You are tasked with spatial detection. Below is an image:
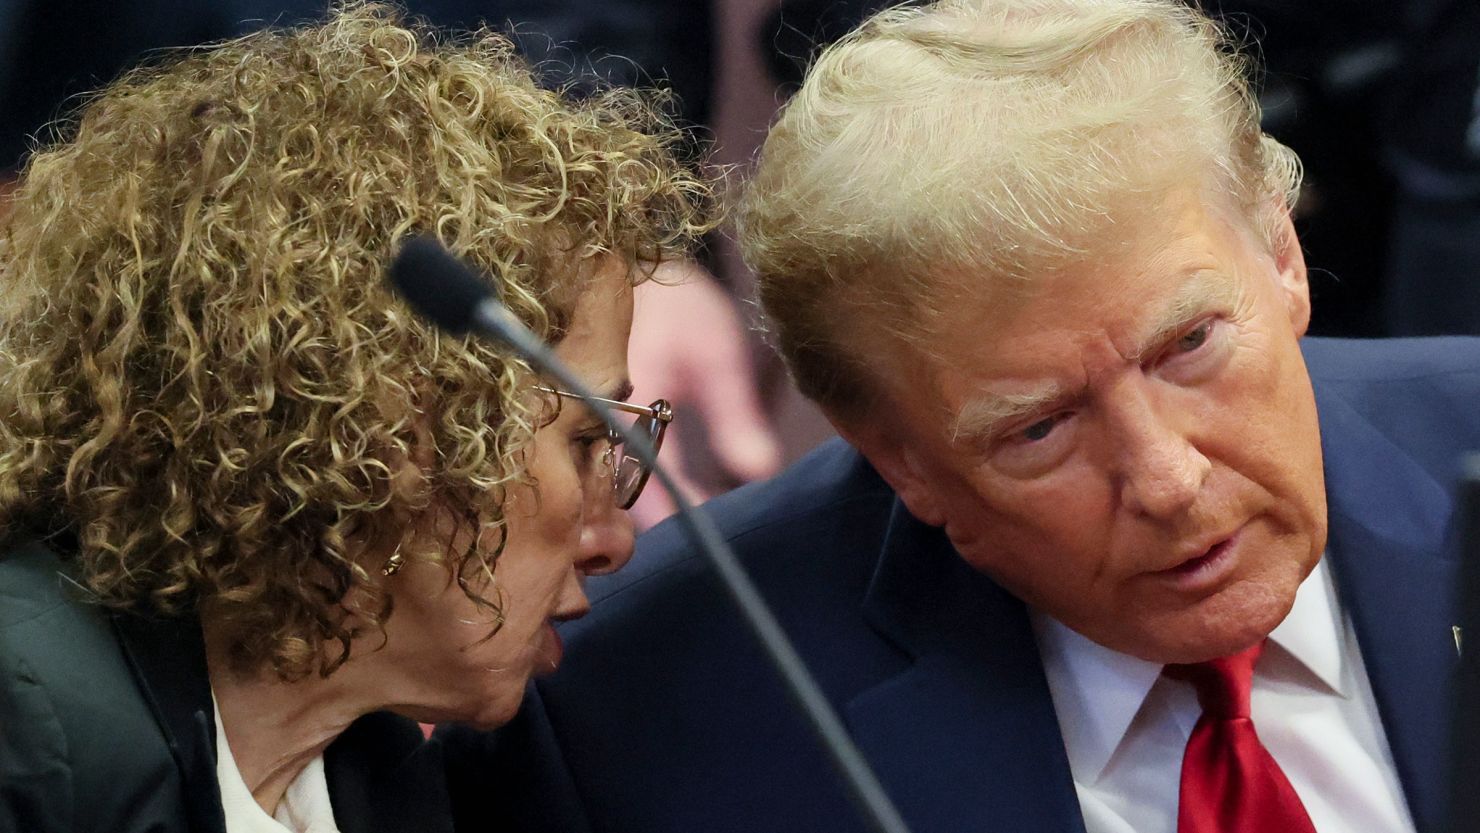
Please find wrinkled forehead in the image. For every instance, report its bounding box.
[856,188,1267,420]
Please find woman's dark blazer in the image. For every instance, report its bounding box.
[0,536,456,833]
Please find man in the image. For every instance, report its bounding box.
[450,1,1480,831]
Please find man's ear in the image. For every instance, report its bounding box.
[833,418,948,528]
[1267,200,1311,337]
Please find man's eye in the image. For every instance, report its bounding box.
[1021,415,1059,442]
[1174,321,1212,353]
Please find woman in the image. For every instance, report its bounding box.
[0,5,708,832]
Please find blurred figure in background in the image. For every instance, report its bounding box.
[759,0,1480,338]
[0,0,787,530]
[1202,0,1480,336]
[2,0,1474,522]
[417,0,790,523]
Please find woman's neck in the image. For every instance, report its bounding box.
[203,631,383,815]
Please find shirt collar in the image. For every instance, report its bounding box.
[1031,554,1348,783]
[212,693,340,833]
[1268,555,1348,697]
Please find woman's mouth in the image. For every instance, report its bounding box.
[531,622,564,678]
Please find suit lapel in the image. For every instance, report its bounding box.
[849,500,1086,833]
[325,712,454,833]
[110,612,226,833]
[1317,387,1460,833]
[112,614,454,833]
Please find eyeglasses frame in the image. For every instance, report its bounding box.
[536,386,673,509]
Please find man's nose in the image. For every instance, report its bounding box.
[1113,386,1210,519]
[574,490,637,576]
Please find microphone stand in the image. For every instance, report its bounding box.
[388,236,912,833]
[466,297,914,833]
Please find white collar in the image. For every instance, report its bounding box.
[1031,556,1349,783]
[213,696,341,833]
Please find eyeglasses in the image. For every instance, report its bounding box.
[539,387,673,509]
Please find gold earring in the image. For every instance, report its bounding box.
[381,544,406,577]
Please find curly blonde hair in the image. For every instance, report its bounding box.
[0,3,709,679]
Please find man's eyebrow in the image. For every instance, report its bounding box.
[949,382,1067,444]
[947,271,1244,444]
[1131,269,1244,362]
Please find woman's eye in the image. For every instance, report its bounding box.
[570,429,607,463]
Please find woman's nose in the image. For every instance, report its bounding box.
[574,491,636,576]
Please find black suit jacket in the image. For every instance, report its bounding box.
[0,538,455,833]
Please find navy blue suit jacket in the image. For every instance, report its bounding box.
[449,337,1480,833]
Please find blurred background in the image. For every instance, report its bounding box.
[2,0,1477,525]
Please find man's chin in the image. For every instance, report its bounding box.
[1109,549,1313,662]
[1138,627,1272,665]
[1115,593,1297,664]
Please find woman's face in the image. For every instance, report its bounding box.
[379,261,638,728]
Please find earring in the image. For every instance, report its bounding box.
[381,543,406,577]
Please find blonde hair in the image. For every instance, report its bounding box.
[740,0,1301,414]
[0,3,710,678]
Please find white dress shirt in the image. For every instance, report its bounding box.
[214,698,342,833]
[1032,557,1417,833]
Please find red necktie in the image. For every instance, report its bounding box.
[1165,641,1318,833]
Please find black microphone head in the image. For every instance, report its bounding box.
[388,236,497,335]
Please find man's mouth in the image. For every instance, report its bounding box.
[1171,539,1231,574]
[1153,527,1243,591]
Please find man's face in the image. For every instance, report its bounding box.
[852,189,1326,664]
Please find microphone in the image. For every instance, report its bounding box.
[388,236,913,833]
[389,237,560,376]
